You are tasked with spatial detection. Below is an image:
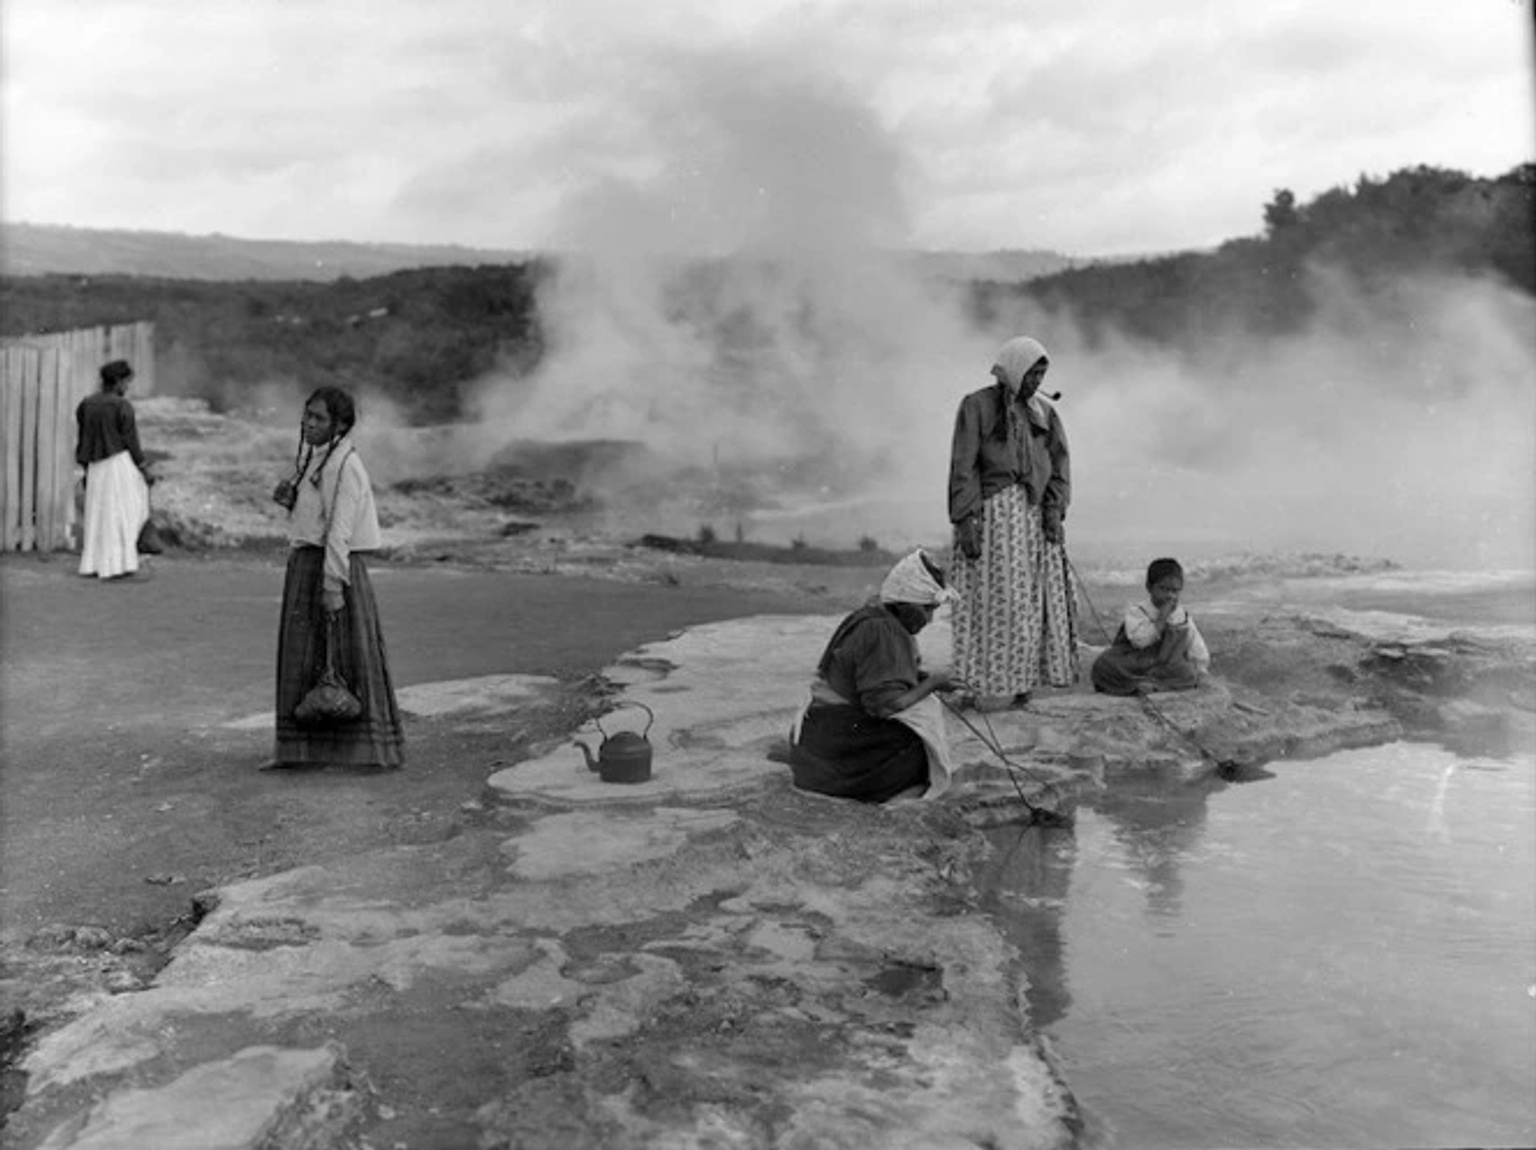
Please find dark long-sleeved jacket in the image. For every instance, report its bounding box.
[75,392,145,468]
[947,384,1070,524]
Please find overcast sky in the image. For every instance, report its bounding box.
[3,0,1532,257]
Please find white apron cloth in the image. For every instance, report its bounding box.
[79,450,149,579]
[891,693,955,800]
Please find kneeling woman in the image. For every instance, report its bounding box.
[273,387,405,769]
[788,551,958,803]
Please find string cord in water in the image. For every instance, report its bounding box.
[938,687,1069,824]
[1062,550,1238,774]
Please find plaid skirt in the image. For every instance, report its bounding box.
[950,485,1080,698]
[275,546,405,768]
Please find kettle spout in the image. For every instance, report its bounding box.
[575,740,599,772]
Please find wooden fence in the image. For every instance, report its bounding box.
[0,323,155,552]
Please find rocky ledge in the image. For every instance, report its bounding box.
[7,607,1530,1149]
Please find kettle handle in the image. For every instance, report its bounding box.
[593,700,655,740]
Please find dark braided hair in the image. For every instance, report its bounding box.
[289,432,314,487]
[300,387,358,487]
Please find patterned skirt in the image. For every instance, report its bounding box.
[275,546,405,768]
[950,485,1079,698]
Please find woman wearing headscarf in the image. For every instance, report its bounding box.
[948,336,1079,710]
[271,386,404,769]
[75,359,153,580]
[787,550,958,803]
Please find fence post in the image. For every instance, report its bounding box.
[34,347,60,549]
[139,321,155,395]
[18,350,39,550]
[0,349,14,550]
[56,343,77,550]
[49,347,75,551]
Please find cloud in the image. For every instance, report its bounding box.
[5,0,1531,253]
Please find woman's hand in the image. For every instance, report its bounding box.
[1042,505,1065,544]
[956,515,983,560]
[923,670,957,694]
[322,586,346,614]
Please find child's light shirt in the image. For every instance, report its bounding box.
[1121,599,1211,670]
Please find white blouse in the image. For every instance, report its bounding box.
[286,436,382,590]
[1120,599,1211,670]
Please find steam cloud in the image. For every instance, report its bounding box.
[1021,268,1536,571]
[462,46,1534,572]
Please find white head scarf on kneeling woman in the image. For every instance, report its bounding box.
[879,549,957,607]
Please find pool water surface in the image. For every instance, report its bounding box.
[978,742,1536,1150]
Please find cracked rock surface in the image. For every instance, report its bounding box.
[5,556,1529,1149]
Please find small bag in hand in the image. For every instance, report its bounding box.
[137,472,165,554]
[137,519,165,555]
[956,514,983,561]
[294,610,363,726]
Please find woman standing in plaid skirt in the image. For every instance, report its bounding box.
[269,387,404,769]
[947,337,1079,711]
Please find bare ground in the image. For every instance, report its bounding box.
[0,546,866,1080]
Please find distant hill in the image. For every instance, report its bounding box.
[8,164,1524,427]
[970,163,1536,348]
[910,249,1079,283]
[0,223,534,282]
[0,221,1081,285]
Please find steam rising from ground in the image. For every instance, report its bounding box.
[1037,269,1536,571]
[466,50,993,539]
[454,46,1532,571]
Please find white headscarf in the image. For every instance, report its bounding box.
[990,336,1049,393]
[879,549,957,606]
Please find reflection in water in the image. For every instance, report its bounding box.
[1091,773,1218,920]
[978,772,1226,1028]
[976,824,1076,1029]
[979,743,1536,1150]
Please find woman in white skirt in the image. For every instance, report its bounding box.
[947,336,1079,710]
[75,359,153,580]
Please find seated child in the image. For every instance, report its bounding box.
[1091,557,1211,696]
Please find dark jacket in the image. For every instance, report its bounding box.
[75,392,145,468]
[816,603,920,718]
[948,384,1070,523]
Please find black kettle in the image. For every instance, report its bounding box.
[575,701,655,784]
